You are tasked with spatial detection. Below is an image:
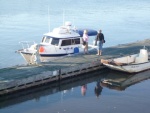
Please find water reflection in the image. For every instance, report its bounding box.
[94,81,103,98]
[81,84,87,96]
[0,69,150,109]
[101,70,150,91]
[0,69,107,109]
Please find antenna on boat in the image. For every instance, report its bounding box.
[72,16,76,30]
[48,6,51,32]
[63,9,65,26]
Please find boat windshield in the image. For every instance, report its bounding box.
[42,36,51,43]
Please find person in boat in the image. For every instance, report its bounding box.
[95,30,105,55]
[82,30,89,54]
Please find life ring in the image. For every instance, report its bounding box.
[39,46,45,52]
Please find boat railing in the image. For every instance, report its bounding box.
[19,41,36,49]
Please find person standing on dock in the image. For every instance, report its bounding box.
[82,30,89,54]
[95,30,105,55]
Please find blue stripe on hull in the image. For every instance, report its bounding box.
[40,53,74,57]
[21,52,74,57]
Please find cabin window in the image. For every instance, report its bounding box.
[42,36,51,43]
[42,36,46,42]
[45,37,51,43]
[61,38,80,46]
[51,38,59,46]
[73,38,80,44]
[61,39,71,46]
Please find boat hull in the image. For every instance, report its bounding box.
[101,49,150,73]
[103,61,150,73]
[20,52,74,64]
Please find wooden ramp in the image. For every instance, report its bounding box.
[0,39,150,95]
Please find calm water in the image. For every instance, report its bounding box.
[0,0,150,68]
[0,69,150,113]
[0,0,150,113]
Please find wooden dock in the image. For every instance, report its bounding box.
[0,69,107,108]
[0,39,150,95]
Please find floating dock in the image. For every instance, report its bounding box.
[0,69,107,108]
[0,39,150,95]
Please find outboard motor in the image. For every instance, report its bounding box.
[135,48,148,63]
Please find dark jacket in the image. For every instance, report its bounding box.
[95,33,104,42]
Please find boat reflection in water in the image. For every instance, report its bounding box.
[101,70,150,91]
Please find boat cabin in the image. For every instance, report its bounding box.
[40,25,82,47]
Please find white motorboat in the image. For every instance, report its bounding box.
[17,22,97,64]
[101,48,150,73]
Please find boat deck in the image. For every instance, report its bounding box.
[0,39,150,95]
